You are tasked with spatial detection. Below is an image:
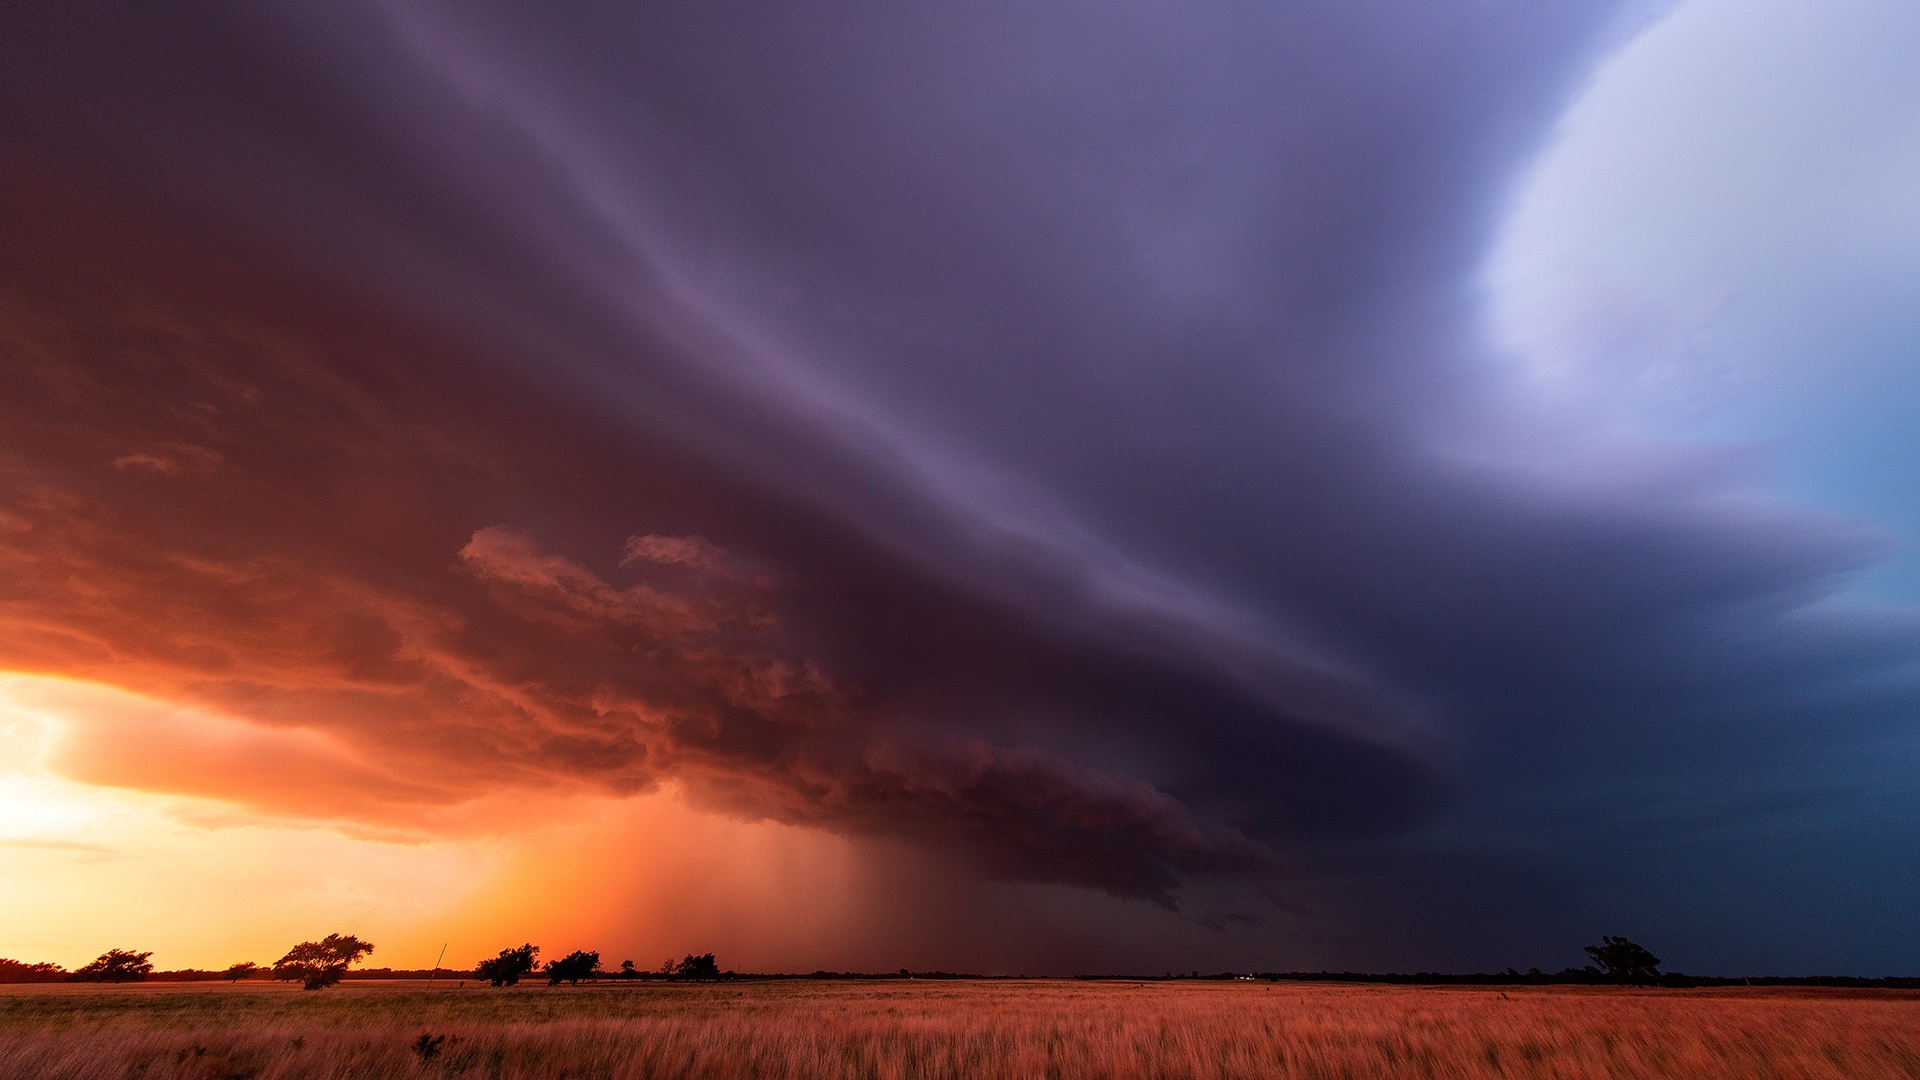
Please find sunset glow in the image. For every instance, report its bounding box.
[0,674,496,970]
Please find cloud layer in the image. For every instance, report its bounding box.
[0,176,1312,909]
[3,0,1918,971]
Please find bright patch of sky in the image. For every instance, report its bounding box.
[1489,0,1920,600]
[0,674,499,970]
[0,673,883,974]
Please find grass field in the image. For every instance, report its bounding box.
[2,978,1917,1079]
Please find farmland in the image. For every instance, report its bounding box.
[2,978,1917,1079]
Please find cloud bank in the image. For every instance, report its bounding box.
[2,0,1917,971]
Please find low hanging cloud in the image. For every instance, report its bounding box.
[0,179,1306,907]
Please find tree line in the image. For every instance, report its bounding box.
[0,935,376,989]
[0,937,727,988]
[472,946,724,986]
[12,934,1909,988]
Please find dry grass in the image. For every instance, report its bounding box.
[2,978,1917,1079]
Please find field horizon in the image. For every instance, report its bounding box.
[5,978,1918,1079]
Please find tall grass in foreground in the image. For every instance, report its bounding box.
[3,979,1917,1079]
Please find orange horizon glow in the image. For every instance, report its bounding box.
[0,191,914,974]
[0,673,882,974]
[0,172,1306,980]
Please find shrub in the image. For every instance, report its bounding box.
[411,1033,447,1062]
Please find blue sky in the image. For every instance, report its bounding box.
[1491,0,1920,601]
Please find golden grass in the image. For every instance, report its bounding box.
[2,978,1917,1079]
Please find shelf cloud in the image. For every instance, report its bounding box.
[3,0,1917,972]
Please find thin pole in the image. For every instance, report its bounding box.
[426,943,448,986]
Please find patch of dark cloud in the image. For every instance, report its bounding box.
[0,175,1303,907]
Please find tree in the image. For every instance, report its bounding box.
[273,934,374,990]
[619,959,637,979]
[1585,936,1661,983]
[474,944,540,987]
[673,953,720,980]
[223,962,261,983]
[73,949,153,983]
[0,959,68,984]
[544,950,601,985]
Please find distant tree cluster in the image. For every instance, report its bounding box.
[0,958,70,984]
[0,934,379,989]
[73,949,153,983]
[674,953,721,980]
[1234,936,1683,987]
[545,950,601,985]
[273,934,375,990]
[0,933,1718,990]
[461,947,725,987]
[475,944,540,986]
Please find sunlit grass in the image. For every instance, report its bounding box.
[3,979,1917,1078]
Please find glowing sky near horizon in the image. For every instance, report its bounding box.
[2,0,1918,977]
[0,675,496,969]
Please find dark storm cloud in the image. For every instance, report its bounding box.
[3,0,1916,969]
[0,174,1301,906]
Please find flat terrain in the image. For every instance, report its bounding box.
[2,978,1917,1079]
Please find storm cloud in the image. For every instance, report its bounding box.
[3,0,1917,972]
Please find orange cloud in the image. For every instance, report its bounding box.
[0,169,1291,914]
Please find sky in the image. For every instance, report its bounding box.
[0,0,1917,976]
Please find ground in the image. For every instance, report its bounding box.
[3,978,1917,1078]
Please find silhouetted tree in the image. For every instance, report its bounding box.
[544,950,601,985]
[0,959,69,984]
[273,934,374,990]
[474,944,540,987]
[223,962,261,983]
[673,953,720,980]
[619,960,637,979]
[73,949,153,983]
[1585,936,1661,983]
